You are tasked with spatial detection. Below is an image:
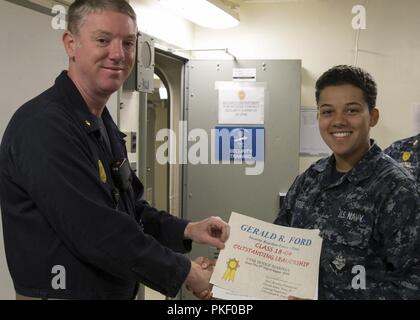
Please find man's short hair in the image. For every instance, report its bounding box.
[68,0,137,35]
[315,65,377,110]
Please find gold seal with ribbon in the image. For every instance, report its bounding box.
[222,258,239,282]
[402,151,411,162]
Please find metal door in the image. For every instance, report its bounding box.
[182,59,301,299]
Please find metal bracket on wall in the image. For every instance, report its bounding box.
[122,131,137,153]
[137,33,155,93]
[167,47,237,61]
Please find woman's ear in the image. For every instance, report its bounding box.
[369,108,379,127]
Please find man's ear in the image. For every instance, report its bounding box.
[369,108,379,127]
[63,31,76,61]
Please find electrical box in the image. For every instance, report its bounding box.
[137,32,155,93]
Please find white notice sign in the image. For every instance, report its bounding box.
[218,85,265,124]
[232,68,256,82]
[300,107,330,156]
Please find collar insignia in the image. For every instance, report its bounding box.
[402,151,411,162]
[98,160,107,183]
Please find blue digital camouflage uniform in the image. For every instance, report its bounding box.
[275,142,420,299]
[384,134,420,184]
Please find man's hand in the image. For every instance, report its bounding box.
[185,260,214,300]
[194,256,217,271]
[184,216,230,249]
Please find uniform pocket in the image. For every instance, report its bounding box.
[329,190,375,248]
[319,208,374,292]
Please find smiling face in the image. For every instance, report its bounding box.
[64,10,137,99]
[318,84,379,171]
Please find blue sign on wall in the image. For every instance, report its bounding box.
[215,126,265,161]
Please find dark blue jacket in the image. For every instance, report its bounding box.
[0,71,191,299]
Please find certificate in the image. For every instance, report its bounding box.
[210,212,322,300]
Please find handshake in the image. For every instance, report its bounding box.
[181,212,319,301]
[185,256,217,300]
[182,216,230,300]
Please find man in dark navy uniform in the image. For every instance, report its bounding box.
[0,0,228,300]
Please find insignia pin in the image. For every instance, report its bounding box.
[402,151,411,162]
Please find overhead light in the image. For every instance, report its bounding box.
[159,86,168,100]
[159,0,239,29]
